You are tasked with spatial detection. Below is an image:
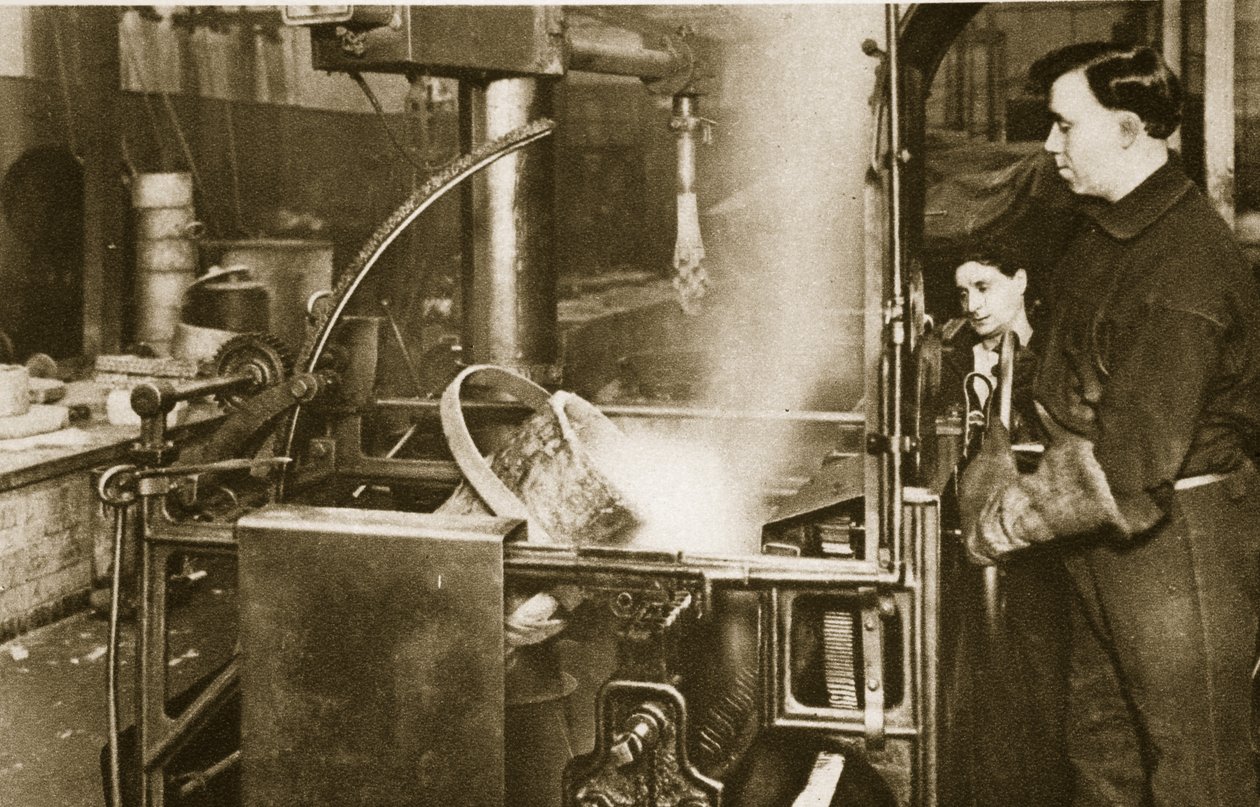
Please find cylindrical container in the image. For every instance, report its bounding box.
[133,172,197,356]
[209,239,334,354]
[435,365,641,545]
[135,239,197,270]
[131,172,193,209]
[134,270,197,350]
[184,278,270,333]
[0,363,31,418]
[134,206,203,241]
[170,322,239,365]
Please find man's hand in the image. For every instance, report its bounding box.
[958,416,1019,565]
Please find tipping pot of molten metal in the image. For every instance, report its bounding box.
[435,364,645,806]
[435,363,643,545]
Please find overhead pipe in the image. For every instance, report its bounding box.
[566,28,681,80]
[564,13,694,91]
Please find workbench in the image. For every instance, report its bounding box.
[0,381,221,641]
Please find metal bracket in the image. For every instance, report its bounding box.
[866,432,917,456]
[858,587,886,749]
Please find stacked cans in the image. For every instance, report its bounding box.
[132,172,200,356]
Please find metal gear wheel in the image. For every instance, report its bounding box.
[212,334,293,410]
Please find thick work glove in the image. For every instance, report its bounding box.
[958,415,1019,565]
[960,402,1129,565]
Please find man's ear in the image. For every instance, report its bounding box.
[1117,112,1142,147]
[1014,268,1028,295]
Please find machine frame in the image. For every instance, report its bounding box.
[94,5,971,806]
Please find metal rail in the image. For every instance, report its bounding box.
[374,396,867,426]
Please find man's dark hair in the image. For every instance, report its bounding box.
[1027,42,1182,139]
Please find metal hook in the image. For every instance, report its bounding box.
[961,371,994,456]
[94,464,139,509]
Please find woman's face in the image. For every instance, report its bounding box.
[955,261,1026,340]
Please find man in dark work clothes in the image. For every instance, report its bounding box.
[959,42,1260,807]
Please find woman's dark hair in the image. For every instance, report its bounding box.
[952,240,1044,321]
[954,241,1025,280]
[1027,42,1182,139]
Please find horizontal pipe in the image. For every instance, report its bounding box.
[375,396,866,426]
[130,374,255,417]
[144,520,238,550]
[566,26,688,82]
[772,715,921,739]
[342,457,463,485]
[142,516,905,587]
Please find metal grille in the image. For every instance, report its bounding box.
[822,609,861,709]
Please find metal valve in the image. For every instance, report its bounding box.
[609,707,663,768]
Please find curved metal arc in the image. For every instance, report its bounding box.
[300,120,556,376]
[278,119,557,483]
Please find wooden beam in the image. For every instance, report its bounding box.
[1202,0,1235,227]
[75,6,125,357]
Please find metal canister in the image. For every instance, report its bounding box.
[132,173,198,356]
[183,274,271,333]
[208,239,334,354]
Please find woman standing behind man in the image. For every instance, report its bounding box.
[935,245,1073,807]
[937,244,1042,447]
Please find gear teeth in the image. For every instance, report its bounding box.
[212,333,294,410]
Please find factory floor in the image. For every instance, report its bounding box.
[0,553,1136,807]
[0,561,238,807]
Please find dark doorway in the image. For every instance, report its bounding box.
[0,144,85,359]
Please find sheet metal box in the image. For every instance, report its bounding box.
[237,505,521,807]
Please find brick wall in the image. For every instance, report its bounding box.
[0,473,105,641]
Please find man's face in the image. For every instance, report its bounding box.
[1044,69,1129,200]
[955,261,1026,340]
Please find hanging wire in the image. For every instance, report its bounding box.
[119,132,139,179]
[120,20,174,172]
[221,100,254,237]
[120,13,206,194]
[350,71,427,175]
[49,10,79,156]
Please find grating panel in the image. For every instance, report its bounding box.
[822,609,861,709]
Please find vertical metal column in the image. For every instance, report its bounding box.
[460,77,559,384]
[1203,0,1235,227]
